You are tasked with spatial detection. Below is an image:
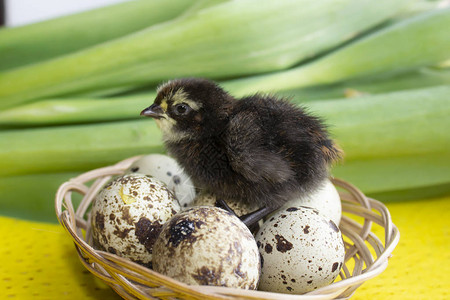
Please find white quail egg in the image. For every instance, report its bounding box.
[282,179,341,225]
[189,192,258,217]
[152,206,260,289]
[90,174,181,268]
[256,206,345,294]
[126,154,196,208]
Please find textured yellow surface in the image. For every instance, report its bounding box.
[1,196,449,299]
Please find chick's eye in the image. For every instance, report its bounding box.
[174,103,190,115]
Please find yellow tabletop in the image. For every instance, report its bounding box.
[1,196,449,299]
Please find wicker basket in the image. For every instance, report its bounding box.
[55,155,400,300]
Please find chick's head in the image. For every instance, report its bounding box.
[141,78,233,142]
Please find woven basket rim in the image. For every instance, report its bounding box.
[55,155,400,300]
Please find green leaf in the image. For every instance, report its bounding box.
[226,8,450,95]
[0,0,197,71]
[0,172,80,222]
[0,120,164,176]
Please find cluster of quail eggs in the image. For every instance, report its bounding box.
[90,154,345,294]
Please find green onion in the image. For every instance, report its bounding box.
[0,86,447,176]
[2,68,450,127]
[368,183,450,202]
[0,120,163,176]
[0,0,410,109]
[0,172,80,222]
[305,86,450,160]
[225,8,450,96]
[0,0,197,71]
[0,94,154,127]
[278,68,450,102]
[332,154,450,200]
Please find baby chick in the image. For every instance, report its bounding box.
[141,78,341,226]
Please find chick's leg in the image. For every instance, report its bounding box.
[215,199,276,232]
[214,198,238,216]
[214,198,259,233]
[239,206,279,227]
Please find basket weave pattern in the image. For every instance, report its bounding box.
[55,156,400,300]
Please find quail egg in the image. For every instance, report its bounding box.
[189,192,258,217]
[282,179,341,225]
[256,206,345,294]
[152,206,260,289]
[90,174,181,268]
[126,154,196,208]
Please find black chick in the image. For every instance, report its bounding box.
[141,78,341,226]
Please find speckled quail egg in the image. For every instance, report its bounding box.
[282,179,342,225]
[90,174,181,268]
[152,206,260,289]
[189,192,258,217]
[126,154,196,208]
[256,206,345,294]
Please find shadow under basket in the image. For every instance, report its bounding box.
[55,156,400,300]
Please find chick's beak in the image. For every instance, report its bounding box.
[140,104,164,119]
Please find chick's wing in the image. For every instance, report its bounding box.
[225,111,294,184]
